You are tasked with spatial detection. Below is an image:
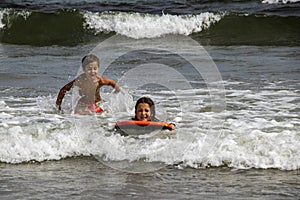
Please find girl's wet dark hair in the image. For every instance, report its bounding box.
[134,97,156,121]
[82,54,99,69]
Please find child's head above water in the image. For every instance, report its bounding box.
[81,54,100,79]
[82,54,100,70]
[134,97,156,121]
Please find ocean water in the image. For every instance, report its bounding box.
[0,0,300,199]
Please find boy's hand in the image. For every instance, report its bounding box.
[55,104,64,114]
[114,85,121,93]
[56,104,61,111]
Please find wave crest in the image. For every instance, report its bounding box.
[83,11,223,39]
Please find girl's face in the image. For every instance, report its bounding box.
[84,61,99,80]
[135,103,151,121]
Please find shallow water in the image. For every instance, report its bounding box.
[1,157,299,200]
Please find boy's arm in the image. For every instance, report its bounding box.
[100,77,120,93]
[56,80,76,110]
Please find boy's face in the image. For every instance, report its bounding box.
[135,103,151,121]
[83,61,99,80]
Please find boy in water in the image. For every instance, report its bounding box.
[56,54,120,114]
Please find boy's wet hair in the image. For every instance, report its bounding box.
[134,97,156,121]
[82,54,99,69]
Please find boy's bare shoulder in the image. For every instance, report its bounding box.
[78,73,87,79]
[75,73,86,81]
[97,76,111,84]
[95,76,102,83]
[73,74,87,86]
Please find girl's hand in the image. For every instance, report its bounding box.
[169,123,176,130]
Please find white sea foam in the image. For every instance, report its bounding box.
[83,11,223,39]
[0,81,299,171]
[262,0,300,3]
[0,8,31,29]
[0,9,7,29]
